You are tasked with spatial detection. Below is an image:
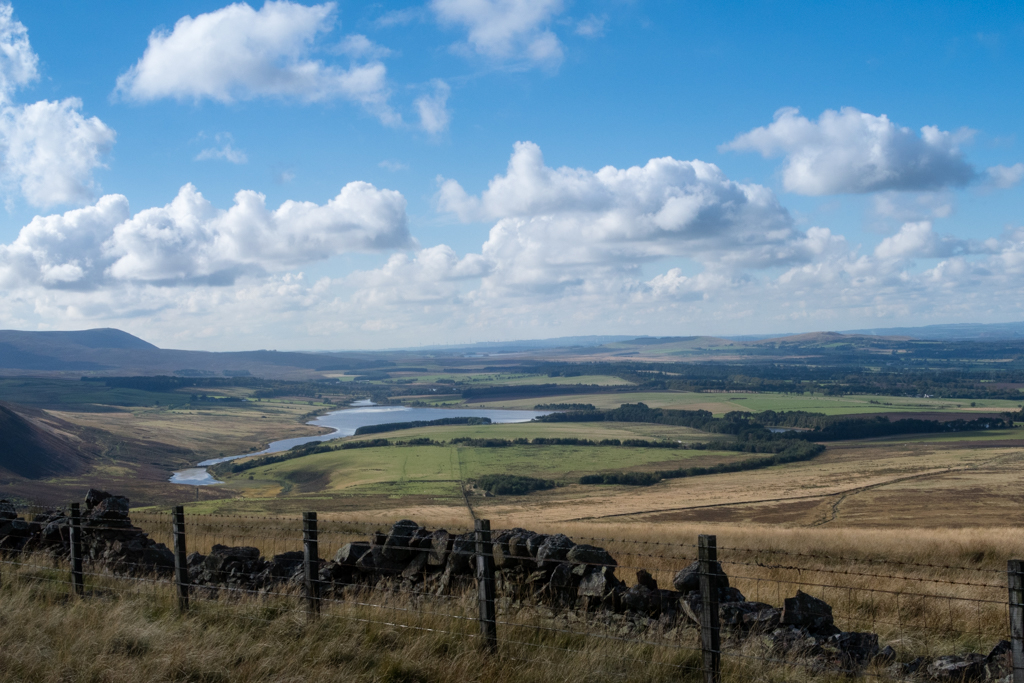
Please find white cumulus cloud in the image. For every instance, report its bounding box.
[341,142,836,312]
[430,0,565,68]
[116,1,399,124]
[872,221,988,261]
[347,144,1024,341]
[351,245,490,306]
[7,138,1024,350]
[0,194,130,289]
[437,140,808,295]
[106,182,410,283]
[0,4,115,208]
[0,181,410,289]
[0,98,116,207]
[723,107,976,195]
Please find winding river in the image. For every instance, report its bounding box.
[169,400,550,486]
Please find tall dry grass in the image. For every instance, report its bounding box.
[1,552,915,683]
[3,508,1019,682]
[126,510,1022,655]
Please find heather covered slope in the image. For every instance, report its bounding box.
[0,402,94,479]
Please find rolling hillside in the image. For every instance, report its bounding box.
[0,402,94,479]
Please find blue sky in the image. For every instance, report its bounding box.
[0,0,1022,350]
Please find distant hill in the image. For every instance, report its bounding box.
[0,328,384,379]
[750,331,912,346]
[5,321,1024,378]
[0,402,94,479]
[0,328,157,371]
[0,328,159,350]
[722,322,1024,343]
[842,321,1024,341]
[406,322,1024,354]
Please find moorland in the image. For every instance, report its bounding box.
[3,326,1024,682]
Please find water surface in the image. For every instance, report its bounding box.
[169,401,549,486]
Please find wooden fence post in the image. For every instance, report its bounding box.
[172,506,190,612]
[698,534,722,683]
[475,518,498,653]
[303,512,321,618]
[1010,559,1023,683]
[69,503,84,597]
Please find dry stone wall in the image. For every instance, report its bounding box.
[0,491,1016,682]
[0,489,175,575]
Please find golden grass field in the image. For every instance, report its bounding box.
[53,398,334,463]
[0,393,336,507]
[2,510,1017,683]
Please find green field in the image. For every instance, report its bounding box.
[467,390,1024,415]
[206,391,1024,509]
[219,438,745,498]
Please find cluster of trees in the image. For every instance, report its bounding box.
[764,413,1008,441]
[473,474,556,495]
[188,394,244,403]
[578,441,826,487]
[449,437,521,447]
[538,403,1010,442]
[537,403,762,436]
[354,416,492,435]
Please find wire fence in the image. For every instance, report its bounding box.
[1,498,1022,682]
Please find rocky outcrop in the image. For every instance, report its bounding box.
[0,490,174,574]
[780,590,839,636]
[673,559,728,593]
[887,642,1013,683]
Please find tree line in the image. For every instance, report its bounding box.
[536,403,1010,441]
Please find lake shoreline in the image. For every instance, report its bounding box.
[169,401,549,486]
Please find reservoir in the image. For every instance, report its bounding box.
[169,401,550,485]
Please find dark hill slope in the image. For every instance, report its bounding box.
[0,328,156,371]
[0,328,374,378]
[0,402,94,478]
[0,328,158,350]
